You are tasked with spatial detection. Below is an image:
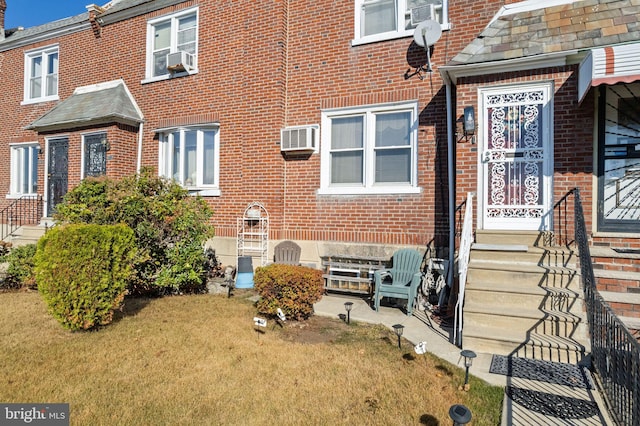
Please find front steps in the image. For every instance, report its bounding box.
[462,230,590,363]
[5,224,47,247]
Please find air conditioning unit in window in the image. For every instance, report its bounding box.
[280,125,318,153]
[410,4,436,26]
[166,51,195,73]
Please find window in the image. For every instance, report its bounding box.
[23,45,58,103]
[320,102,419,195]
[9,144,39,197]
[145,8,198,81]
[158,127,220,195]
[354,0,448,45]
[83,133,108,178]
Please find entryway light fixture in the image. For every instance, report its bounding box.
[463,106,475,136]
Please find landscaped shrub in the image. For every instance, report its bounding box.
[53,168,215,296]
[254,264,324,320]
[35,224,137,331]
[3,244,37,290]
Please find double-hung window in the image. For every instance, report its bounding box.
[9,143,39,197]
[23,45,59,103]
[320,102,419,195]
[145,7,198,81]
[354,0,448,45]
[158,127,220,195]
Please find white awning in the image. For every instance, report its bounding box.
[578,44,640,103]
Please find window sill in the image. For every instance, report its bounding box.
[351,23,451,47]
[6,193,39,200]
[189,188,221,197]
[141,69,199,85]
[20,95,59,106]
[317,186,421,196]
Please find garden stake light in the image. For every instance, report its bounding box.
[344,301,353,324]
[449,404,472,425]
[392,324,404,349]
[460,349,477,391]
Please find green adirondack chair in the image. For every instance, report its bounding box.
[373,249,423,316]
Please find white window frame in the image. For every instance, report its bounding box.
[319,101,420,195]
[8,143,39,198]
[142,7,199,84]
[353,0,449,46]
[22,44,59,104]
[158,126,221,196]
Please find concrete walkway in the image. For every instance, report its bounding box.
[314,294,615,426]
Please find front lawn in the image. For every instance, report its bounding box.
[0,292,502,425]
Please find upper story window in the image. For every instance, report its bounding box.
[23,45,59,104]
[319,102,419,195]
[9,143,39,197]
[144,7,198,82]
[353,0,448,46]
[158,126,220,196]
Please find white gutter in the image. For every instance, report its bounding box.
[439,50,575,85]
[136,122,144,173]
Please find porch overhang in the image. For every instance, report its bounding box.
[578,43,640,103]
[26,79,144,132]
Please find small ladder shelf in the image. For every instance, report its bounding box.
[237,202,269,266]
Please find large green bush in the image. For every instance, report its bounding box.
[254,264,324,320]
[54,168,215,295]
[3,244,37,290]
[35,224,137,331]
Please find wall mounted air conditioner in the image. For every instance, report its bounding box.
[166,51,195,73]
[280,125,318,153]
[410,4,436,26]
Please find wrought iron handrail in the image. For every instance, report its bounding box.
[454,192,474,347]
[0,195,43,243]
[571,187,640,426]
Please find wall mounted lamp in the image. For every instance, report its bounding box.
[463,106,475,136]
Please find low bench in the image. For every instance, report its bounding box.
[321,255,390,295]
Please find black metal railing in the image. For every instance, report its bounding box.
[571,187,640,426]
[0,196,43,242]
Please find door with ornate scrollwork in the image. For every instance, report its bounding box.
[480,84,553,230]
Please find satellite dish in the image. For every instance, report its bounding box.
[413,19,442,47]
[412,20,442,73]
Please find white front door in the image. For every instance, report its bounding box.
[479,83,553,230]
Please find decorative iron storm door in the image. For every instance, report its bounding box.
[480,84,553,230]
[597,83,640,232]
[47,137,69,216]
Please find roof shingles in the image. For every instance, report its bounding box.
[449,0,640,65]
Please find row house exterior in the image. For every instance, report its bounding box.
[0,0,639,297]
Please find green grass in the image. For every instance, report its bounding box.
[0,291,503,425]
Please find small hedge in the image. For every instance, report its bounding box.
[3,244,37,290]
[35,224,137,331]
[254,264,324,321]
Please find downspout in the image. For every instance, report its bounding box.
[136,122,144,173]
[445,77,455,288]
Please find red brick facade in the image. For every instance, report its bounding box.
[0,0,637,266]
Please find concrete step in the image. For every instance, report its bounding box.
[9,225,46,247]
[475,230,553,246]
[463,323,590,364]
[471,244,576,267]
[467,259,579,289]
[463,303,587,339]
[465,279,583,308]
